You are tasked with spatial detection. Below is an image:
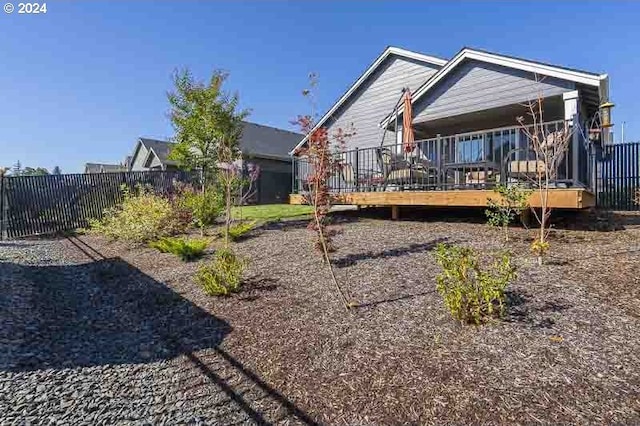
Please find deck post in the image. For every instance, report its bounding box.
[436,134,442,187]
[354,147,359,192]
[564,90,580,183]
[391,205,399,220]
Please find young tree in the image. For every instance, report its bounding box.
[293,74,355,310]
[167,68,249,245]
[52,166,62,175]
[517,85,572,265]
[168,69,249,194]
[486,184,532,242]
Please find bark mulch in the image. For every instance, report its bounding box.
[1,212,640,425]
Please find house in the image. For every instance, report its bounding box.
[290,46,612,213]
[84,163,128,173]
[129,138,179,172]
[128,122,302,203]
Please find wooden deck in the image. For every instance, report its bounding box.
[289,188,595,210]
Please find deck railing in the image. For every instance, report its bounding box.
[293,120,582,194]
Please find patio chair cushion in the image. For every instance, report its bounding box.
[509,160,546,175]
[377,148,410,173]
[465,171,499,185]
[387,168,432,182]
[341,163,354,184]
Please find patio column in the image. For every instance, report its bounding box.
[564,90,580,183]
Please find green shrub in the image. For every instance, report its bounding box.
[195,248,245,296]
[530,237,550,265]
[485,184,532,242]
[434,243,516,324]
[150,237,208,261]
[89,185,186,243]
[227,220,257,241]
[179,186,223,232]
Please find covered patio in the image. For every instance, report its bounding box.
[291,114,596,211]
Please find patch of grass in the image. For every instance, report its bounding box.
[228,220,257,241]
[149,237,208,261]
[231,204,313,223]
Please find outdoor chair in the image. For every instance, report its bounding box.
[375,147,436,188]
[465,170,500,186]
[340,163,356,191]
[508,160,546,177]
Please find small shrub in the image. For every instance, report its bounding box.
[434,243,516,325]
[89,185,185,243]
[530,238,550,265]
[486,184,532,242]
[150,237,208,261]
[227,220,257,241]
[177,185,224,233]
[195,248,245,296]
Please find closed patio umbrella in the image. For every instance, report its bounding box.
[402,90,415,153]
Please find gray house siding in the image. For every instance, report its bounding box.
[413,59,575,124]
[148,155,164,170]
[325,55,441,150]
[130,144,149,171]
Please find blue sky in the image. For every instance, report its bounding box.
[1,1,638,173]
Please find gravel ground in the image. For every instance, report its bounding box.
[1,211,640,425]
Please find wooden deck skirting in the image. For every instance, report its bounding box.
[289,188,595,210]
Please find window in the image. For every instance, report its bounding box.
[456,134,485,163]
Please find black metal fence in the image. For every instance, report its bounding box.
[0,170,199,240]
[595,141,640,211]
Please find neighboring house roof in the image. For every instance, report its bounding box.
[131,122,302,168]
[139,138,179,168]
[380,47,609,128]
[84,163,127,173]
[289,46,448,155]
[240,121,302,160]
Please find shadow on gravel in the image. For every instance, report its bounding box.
[332,237,450,268]
[357,290,437,309]
[0,257,231,371]
[0,236,320,425]
[505,290,571,329]
[255,213,361,232]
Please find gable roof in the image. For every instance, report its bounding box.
[289,46,448,155]
[240,121,302,160]
[84,163,127,173]
[139,138,177,167]
[132,122,303,166]
[381,47,609,128]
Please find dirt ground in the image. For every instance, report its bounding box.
[2,209,640,425]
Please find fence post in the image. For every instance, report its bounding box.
[0,174,4,240]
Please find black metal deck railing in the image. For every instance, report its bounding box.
[293,120,583,194]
